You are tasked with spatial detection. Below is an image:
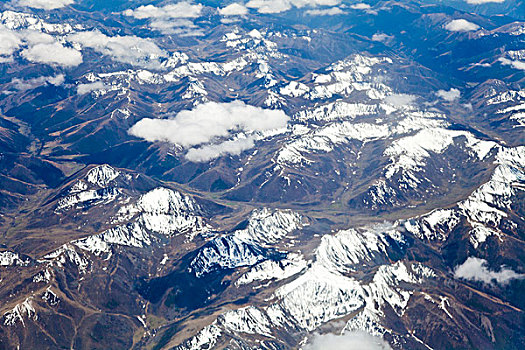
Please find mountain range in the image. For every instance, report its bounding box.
[0,0,524,349]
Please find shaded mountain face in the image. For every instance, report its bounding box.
[0,1,524,349]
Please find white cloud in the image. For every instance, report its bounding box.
[12,74,64,90]
[350,3,371,9]
[129,101,289,161]
[151,19,204,36]
[445,19,480,32]
[498,57,525,71]
[0,25,82,66]
[219,3,249,16]
[21,42,82,67]
[371,33,392,42]
[123,3,202,19]
[454,257,524,286]
[436,88,460,101]
[0,28,58,63]
[20,30,55,45]
[185,136,255,162]
[68,31,166,69]
[76,81,107,95]
[465,0,504,4]
[245,0,290,13]
[246,0,341,14]
[0,25,22,62]
[471,62,491,68]
[123,3,203,35]
[350,2,376,14]
[305,7,344,15]
[384,93,417,107]
[304,332,392,350]
[13,0,74,10]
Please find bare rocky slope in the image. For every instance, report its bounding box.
[0,1,524,349]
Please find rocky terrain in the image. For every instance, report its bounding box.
[0,0,524,349]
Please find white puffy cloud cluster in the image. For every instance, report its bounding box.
[384,93,417,107]
[0,21,171,69]
[371,33,393,42]
[304,332,392,350]
[246,0,341,14]
[498,57,525,71]
[12,0,74,10]
[445,19,480,32]
[219,3,249,16]
[0,26,22,62]
[123,2,204,35]
[76,81,107,95]
[454,257,524,286]
[436,88,460,101]
[350,3,377,14]
[350,3,371,9]
[129,101,289,162]
[0,13,175,69]
[68,31,167,69]
[123,3,202,19]
[11,74,64,90]
[0,25,82,66]
[305,7,344,15]
[22,41,81,66]
[185,136,256,162]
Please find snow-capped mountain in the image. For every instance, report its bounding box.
[0,0,523,349]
